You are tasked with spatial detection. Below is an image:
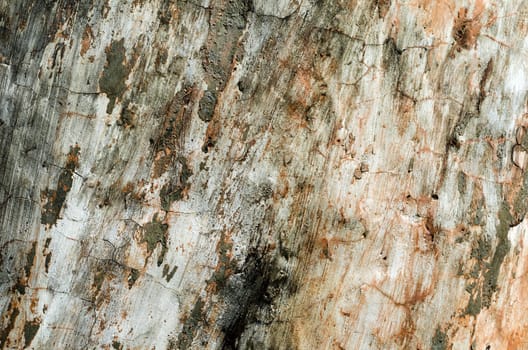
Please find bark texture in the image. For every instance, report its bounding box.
[1,0,528,349]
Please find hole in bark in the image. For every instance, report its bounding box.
[432,194,438,200]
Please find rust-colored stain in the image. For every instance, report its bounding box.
[452,7,482,50]
[206,231,236,294]
[409,0,457,36]
[4,0,528,349]
[80,25,93,57]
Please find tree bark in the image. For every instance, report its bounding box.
[1,0,528,349]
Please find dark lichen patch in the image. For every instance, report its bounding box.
[177,297,205,350]
[174,232,290,345]
[0,300,20,349]
[478,59,493,110]
[219,254,271,349]
[452,8,481,50]
[465,291,482,317]
[43,238,52,273]
[464,237,490,316]
[481,204,512,308]
[162,264,178,282]
[464,204,513,316]
[13,279,26,295]
[160,156,193,211]
[159,183,181,211]
[207,232,237,292]
[470,236,491,261]
[141,214,169,266]
[198,90,217,122]
[112,340,123,350]
[44,253,52,273]
[449,112,477,151]
[23,320,40,347]
[197,0,249,128]
[25,242,37,278]
[151,86,196,178]
[218,248,291,349]
[457,172,467,195]
[117,102,136,128]
[127,268,139,289]
[155,46,169,72]
[92,270,105,297]
[154,85,195,154]
[201,0,249,85]
[512,170,528,222]
[41,145,81,227]
[382,37,402,74]
[99,38,131,113]
[431,327,448,350]
[44,237,51,249]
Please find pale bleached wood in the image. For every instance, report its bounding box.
[1,1,528,349]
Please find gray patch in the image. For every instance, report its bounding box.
[99,39,131,113]
[198,90,217,122]
[431,327,448,350]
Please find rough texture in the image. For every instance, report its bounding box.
[1,0,528,349]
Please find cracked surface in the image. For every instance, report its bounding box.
[1,0,528,349]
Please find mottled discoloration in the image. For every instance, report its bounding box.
[140,214,168,266]
[159,156,192,211]
[0,300,19,349]
[198,89,217,122]
[162,264,177,282]
[3,0,528,349]
[481,205,512,307]
[99,39,130,113]
[24,242,36,278]
[431,327,448,350]
[176,297,205,350]
[40,145,80,227]
[452,7,482,50]
[23,320,40,347]
[127,268,139,289]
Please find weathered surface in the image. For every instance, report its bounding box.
[1,0,528,349]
